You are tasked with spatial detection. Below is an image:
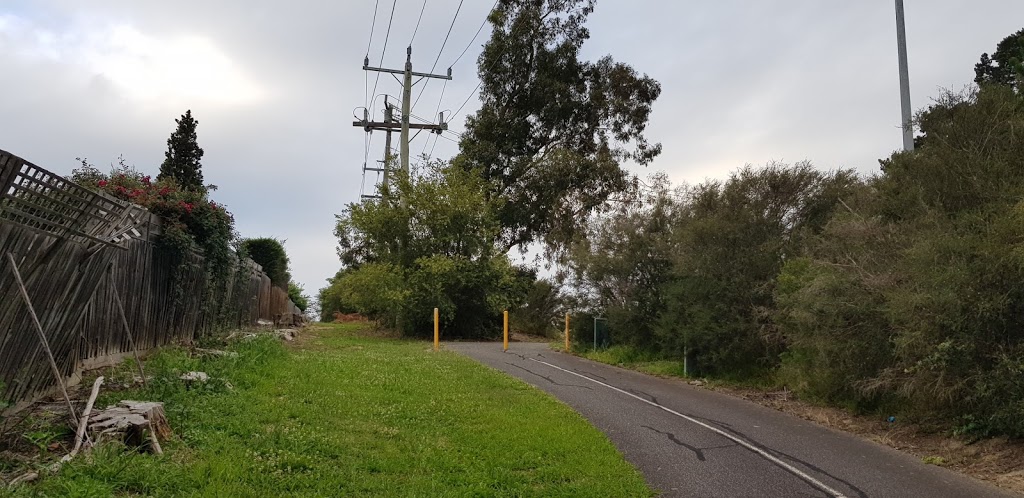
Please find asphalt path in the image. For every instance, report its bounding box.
[449,342,1017,498]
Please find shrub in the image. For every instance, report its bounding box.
[331,161,530,337]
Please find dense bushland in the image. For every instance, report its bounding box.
[567,85,1024,436]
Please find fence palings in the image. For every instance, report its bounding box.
[0,149,302,409]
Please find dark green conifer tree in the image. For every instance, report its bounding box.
[158,110,205,191]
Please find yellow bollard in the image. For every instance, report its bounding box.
[565,313,570,351]
[434,308,439,352]
[503,310,509,351]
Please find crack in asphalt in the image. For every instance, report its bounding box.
[574,368,608,381]
[690,413,735,430]
[641,425,737,462]
[505,362,594,390]
[627,388,660,405]
[650,408,862,497]
[708,422,868,498]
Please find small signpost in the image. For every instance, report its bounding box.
[593,317,609,351]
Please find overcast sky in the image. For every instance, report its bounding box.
[2,1,1022,297]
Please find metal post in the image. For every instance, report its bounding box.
[401,47,413,175]
[895,0,915,151]
[593,317,597,351]
[503,310,509,352]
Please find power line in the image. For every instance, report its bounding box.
[422,79,449,155]
[409,111,439,123]
[432,79,449,123]
[409,0,428,46]
[428,133,440,157]
[370,0,399,120]
[451,81,481,121]
[448,2,533,128]
[422,132,437,156]
[436,133,460,144]
[365,0,381,56]
[364,0,381,110]
[449,0,497,68]
[448,6,512,126]
[412,0,464,109]
[420,0,494,149]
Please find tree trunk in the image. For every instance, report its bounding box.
[88,401,171,454]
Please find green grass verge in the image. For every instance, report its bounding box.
[578,345,689,379]
[9,323,651,497]
[577,345,784,393]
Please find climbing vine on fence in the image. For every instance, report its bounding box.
[71,159,239,319]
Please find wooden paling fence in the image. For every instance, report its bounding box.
[0,149,300,411]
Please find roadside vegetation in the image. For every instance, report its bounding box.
[319,1,1024,440]
[563,29,1024,438]
[3,323,651,497]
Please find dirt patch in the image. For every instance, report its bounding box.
[706,384,1024,495]
[331,312,369,323]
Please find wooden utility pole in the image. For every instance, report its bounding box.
[354,48,451,181]
[357,97,396,199]
[383,99,394,189]
[400,47,414,176]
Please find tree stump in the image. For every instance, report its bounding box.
[88,401,171,454]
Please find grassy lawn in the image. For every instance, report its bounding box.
[8,323,651,497]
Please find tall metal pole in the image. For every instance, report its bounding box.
[895,0,915,152]
[401,47,413,175]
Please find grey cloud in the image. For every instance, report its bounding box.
[1,0,1022,295]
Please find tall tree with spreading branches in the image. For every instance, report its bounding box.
[458,0,662,253]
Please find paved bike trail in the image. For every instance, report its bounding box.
[449,342,1016,498]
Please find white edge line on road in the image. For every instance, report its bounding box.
[528,357,848,498]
